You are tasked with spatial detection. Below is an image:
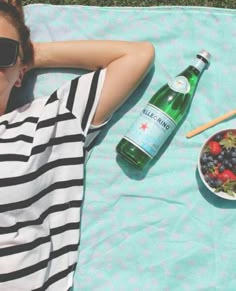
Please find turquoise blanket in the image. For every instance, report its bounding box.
[19,4,236,290]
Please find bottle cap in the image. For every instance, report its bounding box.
[197,50,211,63]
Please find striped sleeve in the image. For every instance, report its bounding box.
[55,68,107,136]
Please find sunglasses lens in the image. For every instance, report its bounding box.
[0,38,18,67]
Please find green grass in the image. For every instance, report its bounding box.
[22,0,236,9]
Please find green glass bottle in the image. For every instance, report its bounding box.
[116,50,211,170]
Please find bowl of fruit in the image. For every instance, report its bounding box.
[198,128,236,200]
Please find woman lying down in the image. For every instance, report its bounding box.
[0,0,155,290]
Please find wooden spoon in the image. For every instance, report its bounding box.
[186,109,236,138]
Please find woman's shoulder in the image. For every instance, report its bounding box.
[1,97,48,124]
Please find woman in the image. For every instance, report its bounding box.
[0,0,154,290]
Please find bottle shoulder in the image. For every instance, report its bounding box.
[178,65,200,78]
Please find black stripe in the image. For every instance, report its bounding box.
[36,91,58,131]
[82,69,101,131]
[66,77,80,112]
[0,234,50,257]
[0,154,28,162]
[0,222,80,257]
[32,263,77,291]
[0,113,75,136]
[0,244,78,282]
[0,134,84,162]
[0,117,38,129]
[0,179,83,212]
[84,136,99,152]
[50,222,80,237]
[0,200,82,234]
[0,157,84,187]
[45,91,58,105]
[37,112,76,130]
[31,134,84,155]
[0,134,33,143]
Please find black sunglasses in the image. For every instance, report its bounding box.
[0,37,22,68]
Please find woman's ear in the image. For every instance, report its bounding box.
[14,65,27,88]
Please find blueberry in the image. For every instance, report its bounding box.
[225,149,232,157]
[208,179,217,188]
[208,179,215,187]
[217,155,224,162]
[214,134,222,142]
[214,159,218,166]
[219,165,225,173]
[200,153,209,165]
[204,174,211,182]
[215,179,223,187]
[224,160,230,167]
[208,161,215,168]
[201,165,208,174]
[228,163,233,169]
[232,151,236,158]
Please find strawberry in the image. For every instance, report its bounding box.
[217,169,236,183]
[223,131,236,139]
[207,141,222,156]
[208,166,219,178]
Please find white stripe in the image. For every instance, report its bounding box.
[0,250,77,290]
[0,186,83,227]
[0,227,79,273]
[83,69,107,135]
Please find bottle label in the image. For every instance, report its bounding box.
[168,76,190,94]
[124,104,176,158]
[193,58,206,72]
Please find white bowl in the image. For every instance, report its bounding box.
[198,128,236,200]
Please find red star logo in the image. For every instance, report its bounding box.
[140,123,148,131]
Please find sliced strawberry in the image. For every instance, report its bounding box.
[208,141,222,156]
[217,169,236,183]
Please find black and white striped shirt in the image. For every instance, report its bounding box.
[0,69,106,290]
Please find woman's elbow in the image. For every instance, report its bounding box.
[143,42,155,58]
[137,41,155,68]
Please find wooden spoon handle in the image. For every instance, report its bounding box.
[186,110,236,138]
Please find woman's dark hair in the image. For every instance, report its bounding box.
[0,0,34,65]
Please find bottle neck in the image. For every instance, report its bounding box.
[192,57,208,74]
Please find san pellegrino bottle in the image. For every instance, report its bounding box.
[116,50,211,170]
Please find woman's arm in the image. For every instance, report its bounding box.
[32,40,155,125]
